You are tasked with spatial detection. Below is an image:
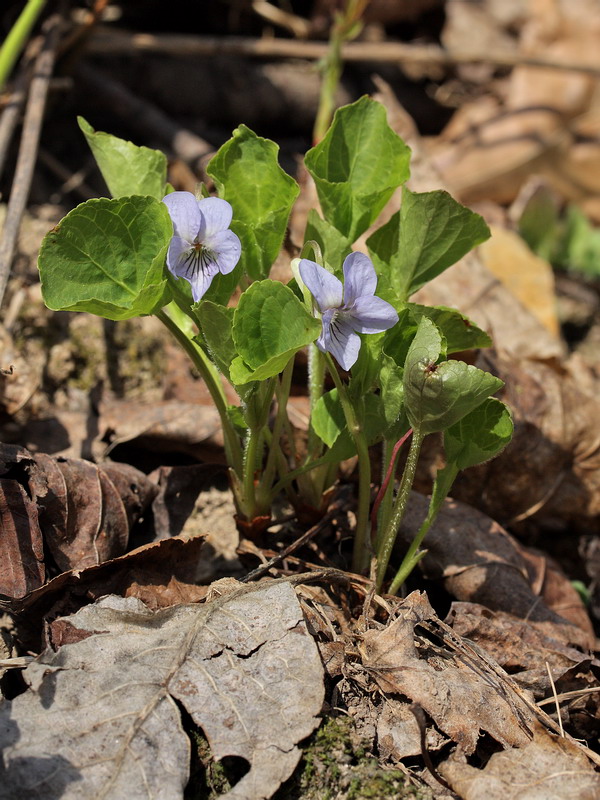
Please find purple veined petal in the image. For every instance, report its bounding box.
[162,192,201,244]
[203,229,241,275]
[168,239,220,302]
[299,259,343,311]
[166,235,193,276]
[349,295,399,334]
[342,252,377,306]
[197,197,233,240]
[320,310,362,371]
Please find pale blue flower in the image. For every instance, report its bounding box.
[299,253,398,370]
[162,191,241,302]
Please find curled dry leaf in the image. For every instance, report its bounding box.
[0,443,157,590]
[8,534,208,651]
[0,581,324,800]
[451,352,600,536]
[0,480,45,598]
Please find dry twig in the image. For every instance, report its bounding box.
[86,27,600,77]
[0,14,61,309]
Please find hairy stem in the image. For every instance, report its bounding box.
[156,308,243,477]
[324,354,372,574]
[375,428,424,592]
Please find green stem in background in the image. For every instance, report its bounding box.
[324,354,372,574]
[156,308,243,478]
[0,0,46,92]
[388,463,459,595]
[255,358,294,512]
[312,0,369,143]
[375,427,425,592]
[269,452,333,501]
[307,343,325,458]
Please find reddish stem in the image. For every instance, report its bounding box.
[370,428,413,541]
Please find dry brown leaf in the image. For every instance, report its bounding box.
[397,492,594,645]
[97,398,225,462]
[7,534,208,650]
[440,722,600,799]
[449,352,600,537]
[446,601,596,694]
[0,443,158,576]
[478,225,560,336]
[359,591,532,755]
[0,480,45,598]
[0,581,324,800]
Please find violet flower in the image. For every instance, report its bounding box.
[299,252,398,371]
[162,191,241,302]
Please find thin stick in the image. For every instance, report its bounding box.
[240,499,341,583]
[546,661,564,737]
[251,0,311,39]
[86,28,600,77]
[0,13,61,309]
[0,61,32,178]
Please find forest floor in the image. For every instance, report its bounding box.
[1,1,600,799]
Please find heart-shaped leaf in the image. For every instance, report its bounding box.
[207,125,299,281]
[305,96,411,242]
[231,280,321,383]
[39,196,172,320]
[78,117,167,200]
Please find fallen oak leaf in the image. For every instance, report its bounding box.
[0,580,325,800]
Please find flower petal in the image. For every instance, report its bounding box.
[162,192,201,243]
[348,295,399,334]
[320,310,362,371]
[299,260,343,311]
[342,252,377,306]
[203,229,241,275]
[197,197,233,240]
[166,235,193,275]
[167,237,219,302]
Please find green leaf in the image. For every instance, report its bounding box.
[403,317,503,435]
[381,307,419,367]
[311,389,387,454]
[312,388,345,448]
[407,304,492,353]
[517,183,560,262]
[231,280,321,382]
[444,397,513,471]
[304,96,411,242]
[367,187,490,300]
[379,354,404,431]
[207,125,299,280]
[196,301,236,379]
[78,117,167,200]
[304,210,352,270]
[38,196,172,320]
[560,205,600,278]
